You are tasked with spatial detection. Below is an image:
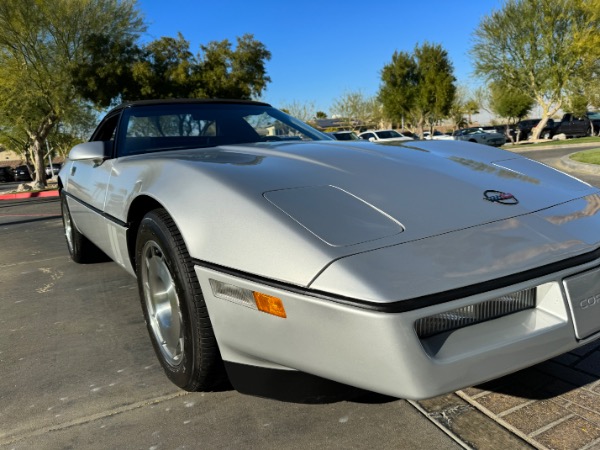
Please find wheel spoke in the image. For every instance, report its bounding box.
[141,240,184,367]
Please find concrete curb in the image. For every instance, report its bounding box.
[503,140,600,153]
[0,189,59,200]
[560,150,600,175]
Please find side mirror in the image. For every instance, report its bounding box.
[368,137,375,142]
[68,141,111,162]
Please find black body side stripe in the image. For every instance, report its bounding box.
[64,189,600,313]
[193,248,600,313]
[63,191,129,228]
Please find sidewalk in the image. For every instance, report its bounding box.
[416,340,600,450]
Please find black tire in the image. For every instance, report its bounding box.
[61,192,103,263]
[542,131,552,140]
[135,208,224,391]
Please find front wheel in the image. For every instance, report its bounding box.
[135,208,224,391]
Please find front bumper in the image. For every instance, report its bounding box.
[195,258,600,400]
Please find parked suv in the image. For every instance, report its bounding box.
[0,166,11,182]
[13,165,33,182]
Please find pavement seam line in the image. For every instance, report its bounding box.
[580,435,600,450]
[0,391,190,446]
[587,378,600,391]
[550,394,600,422]
[455,390,548,450]
[0,256,66,269]
[528,414,576,438]
[496,399,538,418]
[407,399,473,450]
[463,389,492,400]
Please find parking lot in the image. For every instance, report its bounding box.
[0,197,464,449]
[3,144,600,449]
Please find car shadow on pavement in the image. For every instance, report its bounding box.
[0,197,59,208]
[473,353,600,401]
[0,215,61,226]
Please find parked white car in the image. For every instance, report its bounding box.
[453,127,506,147]
[358,129,414,142]
[423,131,454,141]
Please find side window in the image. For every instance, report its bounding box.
[91,114,120,158]
[125,114,216,138]
[92,114,119,141]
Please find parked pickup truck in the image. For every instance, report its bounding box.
[586,111,600,136]
[519,112,600,140]
[553,114,590,137]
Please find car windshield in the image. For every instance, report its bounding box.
[588,111,600,120]
[375,130,401,139]
[117,103,331,156]
[334,132,358,140]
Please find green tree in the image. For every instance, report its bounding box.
[379,43,456,137]
[378,51,417,129]
[565,93,589,118]
[471,0,600,140]
[0,0,144,188]
[463,99,480,125]
[75,33,272,107]
[448,85,469,130]
[488,81,534,142]
[331,90,380,130]
[315,111,327,119]
[131,33,195,100]
[193,34,271,99]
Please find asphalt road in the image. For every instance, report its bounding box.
[0,181,23,192]
[510,143,600,186]
[0,197,461,449]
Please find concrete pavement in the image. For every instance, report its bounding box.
[3,143,600,449]
[0,197,464,450]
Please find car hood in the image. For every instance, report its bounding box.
[156,139,594,241]
[115,139,598,288]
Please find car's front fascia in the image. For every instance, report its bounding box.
[192,192,600,400]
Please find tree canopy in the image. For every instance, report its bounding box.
[0,0,272,188]
[378,42,455,135]
[487,81,534,142]
[331,90,382,130]
[279,100,316,123]
[73,33,272,107]
[471,0,600,139]
[0,0,144,187]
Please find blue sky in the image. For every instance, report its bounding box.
[137,0,505,115]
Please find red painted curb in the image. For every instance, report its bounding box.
[0,189,59,200]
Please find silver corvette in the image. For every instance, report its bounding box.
[59,99,600,400]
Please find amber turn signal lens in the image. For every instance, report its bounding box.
[253,292,287,318]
